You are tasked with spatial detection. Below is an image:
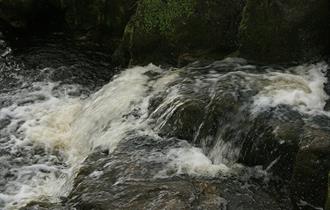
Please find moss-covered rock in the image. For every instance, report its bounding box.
[239,0,330,63]
[115,0,245,66]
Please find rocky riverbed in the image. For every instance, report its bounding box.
[0,0,330,209]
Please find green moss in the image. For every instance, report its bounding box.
[138,0,196,35]
[116,0,245,66]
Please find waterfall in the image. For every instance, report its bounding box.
[0,58,328,209]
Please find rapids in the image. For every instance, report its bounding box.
[0,42,329,209]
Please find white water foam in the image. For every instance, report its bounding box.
[0,82,81,209]
[0,64,180,209]
[1,61,329,209]
[252,63,329,115]
[163,147,230,177]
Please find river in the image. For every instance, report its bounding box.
[0,37,329,210]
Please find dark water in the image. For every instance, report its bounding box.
[0,37,329,210]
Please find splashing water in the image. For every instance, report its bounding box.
[252,63,328,115]
[0,58,329,209]
[0,64,180,209]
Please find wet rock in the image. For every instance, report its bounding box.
[157,99,206,141]
[239,0,330,63]
[115,0,245,66]
[10,36,115,90]
[67,137,290,210]
[326,173,330,210]
[159,101,330,209]
[238,106,305,178]
[148,61,330,208]
[199,94,330,208]
[290,131,330,209]
[323,65,330,111]
[0,118,11,129]
[20,201,67,210]
[0,33,11,58]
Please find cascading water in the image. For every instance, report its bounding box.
[0,46,329,209]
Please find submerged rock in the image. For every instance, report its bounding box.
[114,0,245,66]
[239,0,330,63]
[157,99,206,141]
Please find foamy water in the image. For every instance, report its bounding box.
[0,64,180,209]
[252,63,328,115]
[0,60,329,209]
[164,146,230,176]
[0,82,81,209]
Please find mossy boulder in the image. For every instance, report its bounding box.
[239,0,330,63]
[115,0,245,66]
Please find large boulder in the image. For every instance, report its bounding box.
[114,0,245,66]
[66,137,289,210]
[148,60,330,208]
[239,0,330,63]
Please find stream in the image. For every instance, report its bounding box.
[0,37,329,210]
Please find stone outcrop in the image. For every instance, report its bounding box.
[114,0,245,66]
[66,137,290,210]
[291,134,330,209]
[239,0,330,63]
[148,60,330,209]
[1,0,330,64]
